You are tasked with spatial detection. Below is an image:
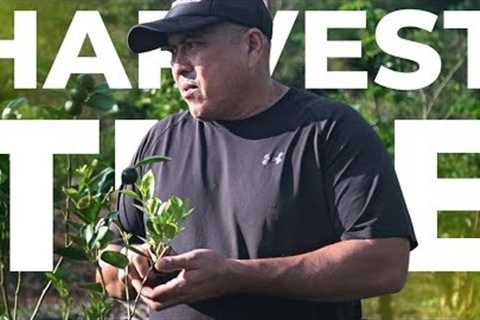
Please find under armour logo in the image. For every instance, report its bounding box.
[262,152,284,166]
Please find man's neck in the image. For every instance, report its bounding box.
[225,80,290,121]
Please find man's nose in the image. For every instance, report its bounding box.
[172,52,193,78]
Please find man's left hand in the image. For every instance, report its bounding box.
[131,249,240,311]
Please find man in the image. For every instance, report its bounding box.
[99,0,417,319]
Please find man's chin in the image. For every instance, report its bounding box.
[187,103,216,120]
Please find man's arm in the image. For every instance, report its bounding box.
[232,237,409,301]
[134,237,410,310]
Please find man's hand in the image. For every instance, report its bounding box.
[128,238,410,310]
[131,249,239,311]
[117,243,151,285]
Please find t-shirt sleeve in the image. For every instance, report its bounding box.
[110,132,153,246]
[111,180,146,245]
[321,106,417,250]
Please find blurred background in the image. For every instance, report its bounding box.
[1,0,480,319]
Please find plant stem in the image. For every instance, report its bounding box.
[95,261,110,320]
[129,264,154,320]
[62,299,70,320]
[29,257,64,320]
[124,263,131,320]
[95,262,107,294]
[65,155,72,247]
[0,262,12,320]
[12,272,21,320]
[129,246,169,320]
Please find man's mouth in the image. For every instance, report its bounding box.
[180,83,199,99]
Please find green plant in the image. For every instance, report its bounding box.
[111,156,193,319]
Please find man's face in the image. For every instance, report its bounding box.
[165,23,249,120]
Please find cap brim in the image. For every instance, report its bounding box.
[127,16,226,53]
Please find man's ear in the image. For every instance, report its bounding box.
[244,28,266,68]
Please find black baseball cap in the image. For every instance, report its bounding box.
[127,0,273,53]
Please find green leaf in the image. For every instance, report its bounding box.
[94,82,111,95]
[94,226,109,243]
[76,74,95,92]
[45,272,69,299]
[86,92,117,112]
[71,209,92,225]
[183,208,194,219]
[0,169,5,185]
[63,187,79,199]
[79,282,104,293]
[120,189,141,202]
[6,97,28,109]
[95,168,114,195]
[139,170,155,200]
[146,220,158,237]
[76,194,91,210]
[148,198,161,216]
[90,167,112,185]
[133,155,171,168]
[97,229,115,250]
[96,211,119,229]
[126,245,148,258]
[45,271,60,283]
[158,201,170,216]
[100,251,128,269]
[55,247,88,261]
[133,203,149,215]
[84,201,102,224]
[84,224,95,245]
[164,222,178,239]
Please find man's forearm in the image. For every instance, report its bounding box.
[229,238,410,302]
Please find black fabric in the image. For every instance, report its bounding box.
[114,88,417,320]
[127,0,273,53]
[127,16,225,53]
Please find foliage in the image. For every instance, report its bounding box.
[0,0,480,319]
[121,166,193,260]
[116,158,193,319]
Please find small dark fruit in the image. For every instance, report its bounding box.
[121,167,139,185]
[64,100,83,116]
[76,74,95,92]
[70,88,88,104]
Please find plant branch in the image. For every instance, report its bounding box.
[29,257,64,320]
[95,262,107,295]
[129,264,154,320]
[12,272,21,320]
[429,40,467,118]
[472,211,480,238]
[62,298,71,320]
[64,155,73,247]
[129,246,169,320]
[419,89,428,120]
[124,262,131,320]
[0,262,12,320]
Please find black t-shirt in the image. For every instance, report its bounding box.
[115,88,417,320]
